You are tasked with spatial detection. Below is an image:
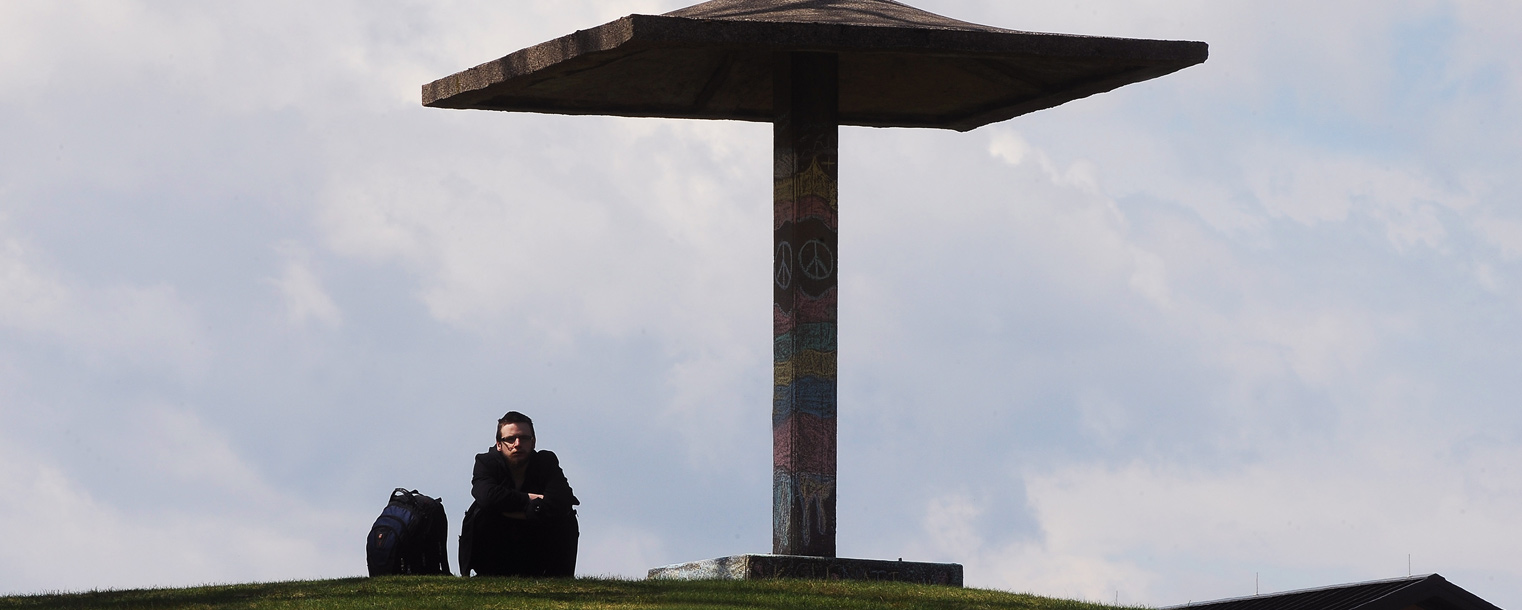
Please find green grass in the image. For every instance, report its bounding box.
[0,577,1141,610]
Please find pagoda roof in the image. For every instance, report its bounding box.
[422,0,1207,131]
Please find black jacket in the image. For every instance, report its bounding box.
[459,448,579,575]
[469,448,579,514]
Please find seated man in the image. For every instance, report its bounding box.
[459,411,580,577]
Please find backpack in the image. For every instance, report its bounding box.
[366,488,452,576]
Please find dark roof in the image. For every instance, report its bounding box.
[421,0,1207,131]
[1164,575,1503,610]
[662,0,1024,31]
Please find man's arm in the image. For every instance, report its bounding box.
[471,451,531,512]
[532,451,579,513]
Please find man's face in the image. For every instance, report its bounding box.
[497,422,535,465]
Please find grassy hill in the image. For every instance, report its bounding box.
[0,576,1137,610]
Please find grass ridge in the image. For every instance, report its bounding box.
[0,576,1143,610]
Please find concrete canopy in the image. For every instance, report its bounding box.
[421,0,1208,131]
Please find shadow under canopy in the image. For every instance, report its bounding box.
[421,0,1208,131]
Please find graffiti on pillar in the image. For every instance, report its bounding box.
[774,242,794,290]
[773,52,839,558]
[772,471,836,549]
[773,154,838,556]
[796,473,834,545]
[773,159,839,230]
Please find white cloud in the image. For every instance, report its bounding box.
[577,523,668,578]
[269,243,342,327]
[1245,152,1465,252]
[314,119,767,340]
[995,433,1522,604]
[1202,305,1392,390]
[898,417,1522,604]
[0,226,209,373]
[852,102,1519,604]
[0,234,70,330]
[921,494,988,560]
[975,130,1175,309]
[910,492,1154,604]
[0,407,361,593]
[1475,215,1522,261]
[125,405,280,498]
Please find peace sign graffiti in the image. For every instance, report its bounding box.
[799,240,834,281]
[774,219,838,309]
[775,242,794,289]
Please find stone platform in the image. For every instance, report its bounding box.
[647,554,962,586]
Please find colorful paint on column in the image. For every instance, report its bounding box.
[772,52,839,558]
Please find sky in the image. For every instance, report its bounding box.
[1,0,1519,605]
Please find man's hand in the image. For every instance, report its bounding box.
[528,493,545,502]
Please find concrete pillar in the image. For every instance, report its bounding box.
[771,51,839,558]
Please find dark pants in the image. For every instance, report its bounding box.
[469,513,578,577]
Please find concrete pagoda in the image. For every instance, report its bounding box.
[424,0,1207,583]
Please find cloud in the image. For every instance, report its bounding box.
[0,406,361,593]
[899,393,1522,604]
[1475,214,1522,261]
[269,243,342,327]
[577,524,669,578]
[1243,150,1467,252]
[311,115,775,465]
[0,225,209,373]
[996,432,1522,604]
[840,116,1520,605]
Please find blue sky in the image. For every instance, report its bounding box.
[1,0,1519,606]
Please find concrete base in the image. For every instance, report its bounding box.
[647,554,962,586]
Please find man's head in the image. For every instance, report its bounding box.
[496,411,536,465]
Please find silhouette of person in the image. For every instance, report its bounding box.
[459,411,579,576]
